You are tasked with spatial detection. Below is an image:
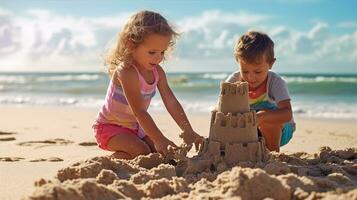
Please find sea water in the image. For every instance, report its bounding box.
[1,72,357,120]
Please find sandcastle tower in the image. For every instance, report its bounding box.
[199,81,267,165]
[173,82,268,175]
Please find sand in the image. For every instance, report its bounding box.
[25,148,357,200]
[0,105,356,199]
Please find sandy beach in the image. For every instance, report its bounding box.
[1,0,357,198]
[0,105,356,199]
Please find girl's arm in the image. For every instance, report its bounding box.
[156,66,203,149]
[256,99,293,125]
[117,68,175,155]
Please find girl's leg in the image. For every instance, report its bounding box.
[143,136,157,153]
[107,131,151,159]
[258,123,283,152]
[111,151,132,159]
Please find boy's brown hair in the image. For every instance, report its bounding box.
[234,30,275,64]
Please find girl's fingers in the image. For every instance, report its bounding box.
[194,136,204,151]
[159,148,167,156]
[170,141,177,148]
[194,141,199,151]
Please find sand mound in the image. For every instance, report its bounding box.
[25,147,357,200]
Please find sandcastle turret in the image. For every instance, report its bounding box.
[175,81,268,175]
[172,82,268,173]
[209,111,258,145]
[209,82,258,145]
[218,82,250,114]
[203,81,266,163]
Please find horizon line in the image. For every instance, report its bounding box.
[1,71,357,76]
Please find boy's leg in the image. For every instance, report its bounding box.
[107,131,151,159]
[258,123,283,152]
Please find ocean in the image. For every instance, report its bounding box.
[1,72,357,120]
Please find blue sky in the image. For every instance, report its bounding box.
[0,0,356,73]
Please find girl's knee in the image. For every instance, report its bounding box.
[112,151,132,159]
[130,143,151,157]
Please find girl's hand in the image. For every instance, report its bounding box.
[192,132,204,152]
[180,131,204,151]
[154,136,177,156]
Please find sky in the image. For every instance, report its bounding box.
[0,0,356,73]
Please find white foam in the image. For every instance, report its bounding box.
[282,76,357,83]
[0,75,26,84]
[202,73,229,80]
[1,95,357,120]
[36,74,100,82]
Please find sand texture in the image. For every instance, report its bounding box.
[25,147,357,200]
[1,106,357,199]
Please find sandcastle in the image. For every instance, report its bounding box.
[174,81,268,175]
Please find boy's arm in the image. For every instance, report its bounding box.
[225,71,240,83]
[256,99,293,125]
[156,66,203,148]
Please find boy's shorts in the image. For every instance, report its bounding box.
[93,123,146,151]
[280,122,295,146]
[253,101,296,147]
[258,122,295,147]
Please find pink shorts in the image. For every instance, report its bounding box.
[93,123,146,151]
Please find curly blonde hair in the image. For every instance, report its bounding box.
[105,10,179,77]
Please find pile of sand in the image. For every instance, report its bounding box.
[26,147,357,200]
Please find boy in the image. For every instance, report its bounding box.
[226,30,295,152]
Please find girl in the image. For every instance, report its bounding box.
[93,10,203,159]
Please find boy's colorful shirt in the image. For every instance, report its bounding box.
[226,71,292,115]
[226,70,295,146]
[248,79,278,111]
[248,80,268,108]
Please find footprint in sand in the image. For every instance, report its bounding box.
[0,137,16,141]
[17,138,74,148]
[0,131,16,142]
[29,157,64,162]
[0,157,25,162]
[78,141,97,146]
[0,131,16,136]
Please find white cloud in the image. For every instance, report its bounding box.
[178,10,271,32]
[0,9,22,55]
[173,10,272,65]
[0,8,356,73]
[172,10,357,72]
[268,22,357,73]
[0,8,131,72]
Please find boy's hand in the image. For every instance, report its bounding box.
[154,136,177,156]
[180,130,204,151]
[256,110,267,125]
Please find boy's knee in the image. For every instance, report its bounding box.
[259,123,283,130]
[258,123,283,152]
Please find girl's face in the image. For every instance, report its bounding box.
[132,34,171,71]
[239,56,275,90]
